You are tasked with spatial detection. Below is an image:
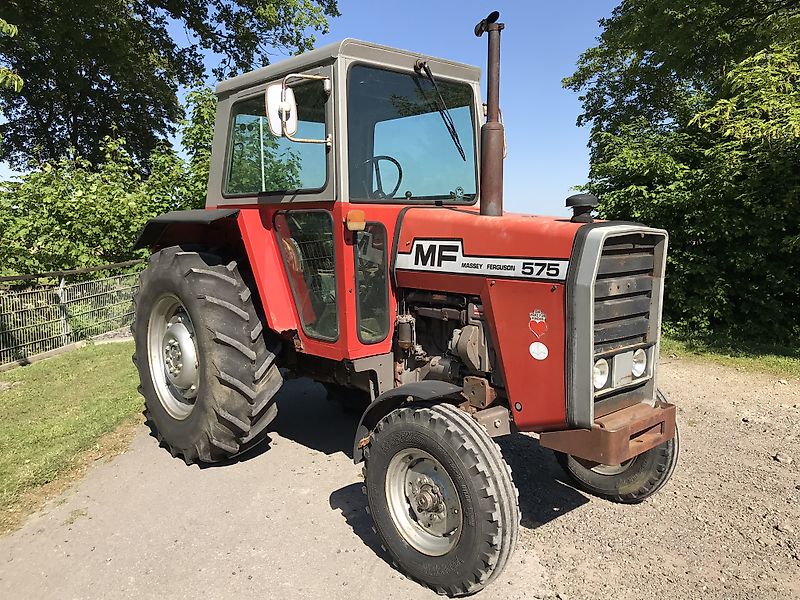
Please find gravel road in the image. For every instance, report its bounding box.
[0,357,797,599]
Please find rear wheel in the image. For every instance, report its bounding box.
[132,246,283,464]
[363,403,519,596]
[555,420,679,504]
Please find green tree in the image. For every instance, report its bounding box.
[226,116,300,194]
[0,0,338,169]
[180,87,217,206]
[0,18,22,93]
[0,83,304,274]
[566,0,800,343]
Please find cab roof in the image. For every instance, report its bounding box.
[215,38,482,97]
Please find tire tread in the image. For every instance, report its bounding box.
[132,245,283,464]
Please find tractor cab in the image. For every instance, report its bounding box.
[200,40,490,367]
[207,38,482,210]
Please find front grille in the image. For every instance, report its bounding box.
[593,233,661,356]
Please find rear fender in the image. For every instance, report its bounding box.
[352,381,463,463]
[133,209,240,250]
[134,208,299,335]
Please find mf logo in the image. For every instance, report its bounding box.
[414,242,460,267]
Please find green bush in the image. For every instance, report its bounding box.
[566,1,800,344]
[0,88,215,276]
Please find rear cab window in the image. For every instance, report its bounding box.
[225,80,328,195]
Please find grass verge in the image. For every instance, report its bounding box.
[661,335,800,379]
[0,341,140,533]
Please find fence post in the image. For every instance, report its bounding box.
[57,276,70,346]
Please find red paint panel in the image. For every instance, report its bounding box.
[236,208,298,333]
[485,280,567,431]
[394,270,567,431]
[395,208,581,259]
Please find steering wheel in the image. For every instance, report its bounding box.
[361,155,403,199]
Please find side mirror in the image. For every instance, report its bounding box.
[266,83,298,137]
[265,73,332,147]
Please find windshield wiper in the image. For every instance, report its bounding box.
[414,60,467,161]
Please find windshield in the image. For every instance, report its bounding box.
[347,64,477,202]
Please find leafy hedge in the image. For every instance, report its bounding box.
[0,87,216,276]
[566,1,800,344]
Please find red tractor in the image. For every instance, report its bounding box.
[132,12,678,596]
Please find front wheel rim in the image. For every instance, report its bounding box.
[575,456,635,475]
[147,294,200,420]
[385,448,463,556]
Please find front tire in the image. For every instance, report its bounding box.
[555,421,680,504]
[132,246,283,464]
[363,403,519,597]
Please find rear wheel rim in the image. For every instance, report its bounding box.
[147,294,199,420]
[385,448,463,556]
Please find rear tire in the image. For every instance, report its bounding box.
[132,246,283,464]
[363,403,519,597]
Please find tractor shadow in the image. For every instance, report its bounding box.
[211,377,589,546]
[327,434,590,563]
[495,434,590,529]
[270,377,360,457]
[144,378,349,468]
[329,483,390,560]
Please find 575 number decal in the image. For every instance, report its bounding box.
[395,240,569,282]
[521,261,562,278]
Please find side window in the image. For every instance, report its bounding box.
[226,80,327,195]
[354,224,389,343]
[274,211,338,341]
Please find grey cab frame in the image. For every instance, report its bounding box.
[207,39,484,208]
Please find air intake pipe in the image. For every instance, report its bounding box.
[475,11,504,216]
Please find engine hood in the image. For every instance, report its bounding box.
[393,207,583,284]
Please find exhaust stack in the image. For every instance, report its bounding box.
[475,11,505,217]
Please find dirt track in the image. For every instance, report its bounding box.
[0,357,798,599]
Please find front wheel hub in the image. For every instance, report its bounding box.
[386,449,463,556]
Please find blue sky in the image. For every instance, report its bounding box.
[1,1,617,217]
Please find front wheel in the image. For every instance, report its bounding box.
[363,403,519,597]
[555,422,680,504]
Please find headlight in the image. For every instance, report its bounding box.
[593,358,609,390]
[632,348,647,377]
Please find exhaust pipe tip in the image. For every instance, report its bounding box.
[566,193,598,223]
[474,11,500,37]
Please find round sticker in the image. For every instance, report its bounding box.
[529,341,549,361]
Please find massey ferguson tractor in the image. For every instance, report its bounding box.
[132,11,678,596]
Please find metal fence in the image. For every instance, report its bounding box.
[0,260,143,366]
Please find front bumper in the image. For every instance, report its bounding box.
[538,401,676,465]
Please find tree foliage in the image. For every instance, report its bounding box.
[0,18,22,93]
[0,0,338,169]
[0,87,303,276]
[566,0,800,343]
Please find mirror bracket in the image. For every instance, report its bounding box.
[280,73,332,148]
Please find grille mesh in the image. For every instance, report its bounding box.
[593,233,661,356]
